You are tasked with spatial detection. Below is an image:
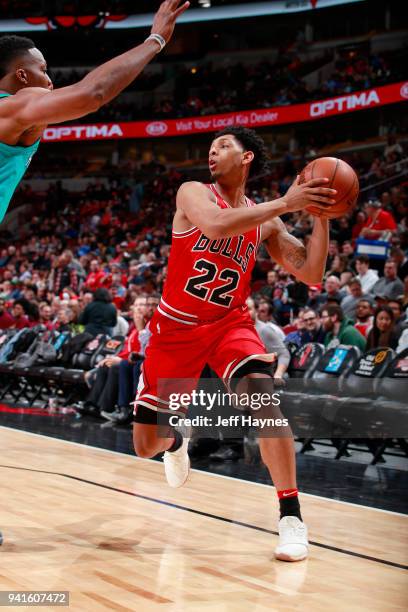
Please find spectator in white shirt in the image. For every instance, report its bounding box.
[255,300,285,341]
[355,254,379,293]
[247,297,290,381]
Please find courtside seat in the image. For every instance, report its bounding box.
[286,345,359,407]
[0,329,17,372]
[282,343,325,437]
[283,342,325,409]
[36,335,106,386]
[374,347,408,402]
[71,334,108,370]
[0,328,46,400]
[283,343,323,406]
[310,345,360,393]
[290,346,360,442]
[52,335,124,406]
[36,339,103,405]
[60,335,125,385]
[305,346,362,435]
[341,347,395,403]
[287,343,324,380]
[60,368,86,385]
[93,335,125,366]
[0,362,18,399]
[328,348,396,459]
[365,348,408,462]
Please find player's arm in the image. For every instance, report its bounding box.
[263,216,329,284]
[176,180,336,240]
[4,0,189,127]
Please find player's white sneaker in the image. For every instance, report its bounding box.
[274,516,308,562]
[163,433,190,488]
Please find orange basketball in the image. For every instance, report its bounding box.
[299,157,359,219]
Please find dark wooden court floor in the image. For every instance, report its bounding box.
[0,426,407,611]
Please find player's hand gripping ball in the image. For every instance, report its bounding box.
[299,157,359,219]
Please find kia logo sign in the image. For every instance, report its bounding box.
[146,121,168,136]
[400,83,408,99]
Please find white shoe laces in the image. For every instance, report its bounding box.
[280,517,307,543]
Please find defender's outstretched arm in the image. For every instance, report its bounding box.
[1,0,189,127]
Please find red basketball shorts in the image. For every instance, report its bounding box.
[135,305,276,418]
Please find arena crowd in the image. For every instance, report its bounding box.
[0,136,407,425]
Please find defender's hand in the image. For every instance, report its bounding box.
[283,176,337,214]
[151,0,190,43]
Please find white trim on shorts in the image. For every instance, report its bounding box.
[160,298,198,319]
[157,305,197,326]
[225,353,277,381]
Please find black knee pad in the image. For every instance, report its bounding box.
[133,404,158,424]
[232,365,285,421]
[230,358,275,393]
[133,404,178,427]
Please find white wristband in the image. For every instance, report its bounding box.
[145,33,166,53]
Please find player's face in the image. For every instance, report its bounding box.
[208,135,248,179]
[20,48,53,90]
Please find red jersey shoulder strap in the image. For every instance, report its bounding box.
[206,183,230,209]
[207,184,254,209]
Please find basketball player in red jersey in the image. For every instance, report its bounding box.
[133,127,336,562]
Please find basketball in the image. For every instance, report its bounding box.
[299,157,359,219]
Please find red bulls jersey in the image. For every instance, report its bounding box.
[159,183,260,325]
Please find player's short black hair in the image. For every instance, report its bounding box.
[213,126,271,179]
[0,35,36,79]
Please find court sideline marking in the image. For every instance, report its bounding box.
[0,461,407,571]
[0,425,406,517]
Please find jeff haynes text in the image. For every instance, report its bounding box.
[168,415,289,427]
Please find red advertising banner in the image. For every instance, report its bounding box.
[42,81,408,143]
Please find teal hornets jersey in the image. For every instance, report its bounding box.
[0,93,40,223]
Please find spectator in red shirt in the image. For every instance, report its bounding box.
[84,259,106,292]
[351,210,367,243]
[360,199,397,240]
[39,304,57,331]
[354,298,374,338]
[79,297,148,422]
[145,294,160,321]
[101,263,128,289]
[0,298,14,329]
[10,300,31,329]
[103,296,152,424]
